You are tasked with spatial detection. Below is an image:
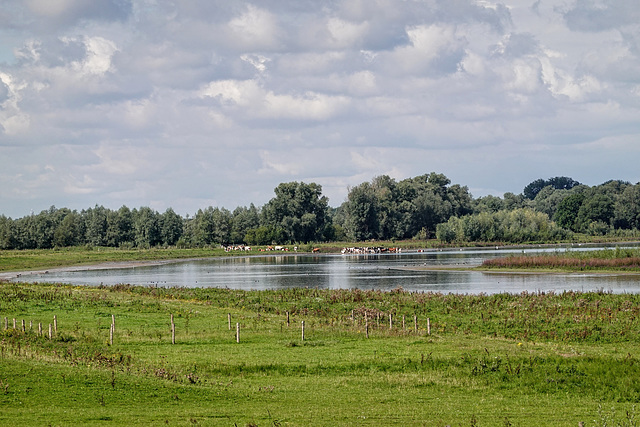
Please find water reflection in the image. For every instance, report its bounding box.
[14,246,640,294]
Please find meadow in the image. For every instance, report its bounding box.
[1,282,640,426]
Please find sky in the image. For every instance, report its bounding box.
[1,0,639,218]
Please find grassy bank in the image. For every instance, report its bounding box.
[482,247,640,272]
[0,246,232,273]
[1,283,639,426]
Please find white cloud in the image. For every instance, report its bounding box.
[327,17,369,47]
[77,36,118,76]
[201,78,350,121]
[0,0,639,217]
[227,5,282,50]
[385,24,466,75]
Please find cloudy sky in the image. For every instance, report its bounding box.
[1,0,639,218]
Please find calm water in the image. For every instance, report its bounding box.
[14,245,640,294]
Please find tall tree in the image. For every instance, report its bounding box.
[344,182,380,241]
[231,204,260,244]
[84,205,109,247]
[134,207,161,248]
[614,184,640,230]
[554,193,585,232]
[261,182,329,243]
[524,176,581,200]
[160,208,183,246]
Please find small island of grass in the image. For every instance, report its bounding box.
[481,247,640,273]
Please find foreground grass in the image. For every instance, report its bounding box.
[1,283,640,426]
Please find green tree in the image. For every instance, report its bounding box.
[575,194,614,232]
[231,204,260,244]
[53,209,80,247]
[105,206,134,247]
[134,207,161,248]
[261,182,329,243]
[554,193,585,232]
[474,195,505,213]
[524,176,581,200]
[344,182,380,241]
[614,184,640,230]
[84,205,109,247]
[0,215,16,249]
[160,208,183,246]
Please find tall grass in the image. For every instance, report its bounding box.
[483,248,640,271]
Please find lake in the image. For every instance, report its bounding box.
[13,245,640,294]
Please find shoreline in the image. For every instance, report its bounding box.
[0,259,185,282]
[3,241,639,282]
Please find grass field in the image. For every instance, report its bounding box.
[1,282,640,426]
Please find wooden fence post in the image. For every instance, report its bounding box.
[171,322,175,345]
[21,319,25,333]
[301,321,305,342]
[365,314,369,339]
[111,314,115,334]
[54,315,57,333]
[389,314,392,330]
[402,315,405,330]
[48,324,52,340]
[110,323,114,346]
[13,318,16,329]
[236,323,240,343]
[228,313,231,330]
[38,322,42,336]
[427,318,431,335]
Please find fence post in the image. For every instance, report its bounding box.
[38,322,42,336]
[110,323,114,346]
[54,315,57,333]
[427,318,431,335]
[228,313,231,330]
[389,314,392,330]
[3,317,7,330]
[21,319,25,333]
[301,321,305,342]
[111,314,115,334]
[365,314,369,339]
[48,324,52,340]
[236,323,240,343]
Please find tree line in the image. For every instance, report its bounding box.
[1,173,639,250]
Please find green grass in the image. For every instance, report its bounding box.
[1,283,640,425]
[482,247,640,272]
[0,246,234,273]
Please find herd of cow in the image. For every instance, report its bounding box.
[222,245,400,254]
[222,245,300,252]
[340,247,401,254]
